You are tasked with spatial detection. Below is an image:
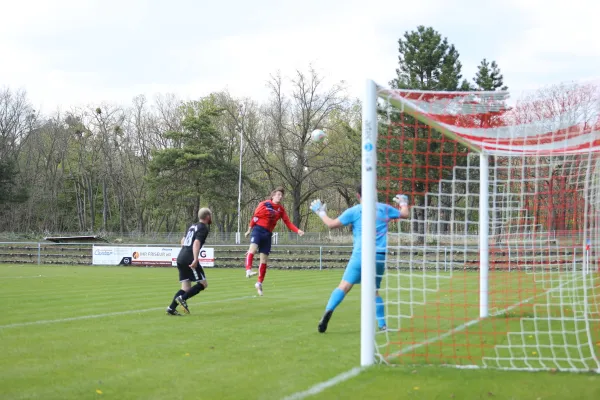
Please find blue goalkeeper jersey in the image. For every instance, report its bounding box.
[338,203,400,257]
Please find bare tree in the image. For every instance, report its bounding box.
[507,82,600,234]
[12,113,73,231]
[0,87,38,212]
[89,104,126,231]
[238,66,349,226]
[0,87,38,159]
[151,93,184,149]
[120,95,154,233]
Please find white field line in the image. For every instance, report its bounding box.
[389,274,584,359]
[0,295,254,329]
[0,275,232,281]
[280,310,494,400]
[386,296,534,359]
[281,367,364,400]
[282,276,582,400]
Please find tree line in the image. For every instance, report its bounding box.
[0,25,511,235]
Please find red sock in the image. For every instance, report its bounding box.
[245,252,254,270]
[258,263,267,283]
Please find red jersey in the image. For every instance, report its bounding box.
[248,200,299,233]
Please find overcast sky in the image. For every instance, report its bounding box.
[1,0,598,113]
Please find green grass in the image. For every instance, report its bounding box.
[0,264,598,400]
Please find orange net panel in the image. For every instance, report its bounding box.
[375,87,600,372]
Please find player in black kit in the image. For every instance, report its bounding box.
[166,207,212,315]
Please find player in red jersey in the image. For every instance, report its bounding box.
[244,186,304,295]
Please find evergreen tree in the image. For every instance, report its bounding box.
[146,96,239,223]
[474,59,508,91]
[390,25,464,91]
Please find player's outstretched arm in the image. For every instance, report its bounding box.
[310,199,343,229]
[392,194,410,218]
[280,207,304,236]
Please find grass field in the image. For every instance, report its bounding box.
[1,264,599,400]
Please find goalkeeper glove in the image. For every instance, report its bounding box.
[310,199,327,217]
[393,194,409,207]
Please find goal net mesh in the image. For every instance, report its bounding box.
[374,82,600,372]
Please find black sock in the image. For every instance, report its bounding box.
[181,283,205,300]
[169,289,186,309]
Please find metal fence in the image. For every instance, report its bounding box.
[0,231,355,246]
[0,241,354,269]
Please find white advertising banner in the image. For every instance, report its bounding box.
[92,246,135,265]
[198,247,215,267]
[92,246,215,267]
[130,247,179,266]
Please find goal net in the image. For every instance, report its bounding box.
[360,80,600,372]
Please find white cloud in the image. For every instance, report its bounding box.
[1,0,598,112]
[497,0,600,97]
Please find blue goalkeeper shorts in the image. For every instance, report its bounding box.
[342,252,386,289]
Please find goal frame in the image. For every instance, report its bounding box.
[361,79,500,367]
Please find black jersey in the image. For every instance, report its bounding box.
[176,222,210,265]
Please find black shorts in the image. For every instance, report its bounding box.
[177,263,206,283]
[250,226,273,255]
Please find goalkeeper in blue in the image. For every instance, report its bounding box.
[310,184,409,333]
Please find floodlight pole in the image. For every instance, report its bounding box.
[236,106,244,245]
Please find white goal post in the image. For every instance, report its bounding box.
[360,79,378,366]
[360,79,600,371]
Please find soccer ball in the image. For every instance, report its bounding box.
[311,129,326,143]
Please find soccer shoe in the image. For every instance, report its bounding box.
[176,295,190,314]
[255,282,263,296]
[318,310,333,333]
[246,269,257,278]
[166,307,182,316]
[379,325,387,331]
